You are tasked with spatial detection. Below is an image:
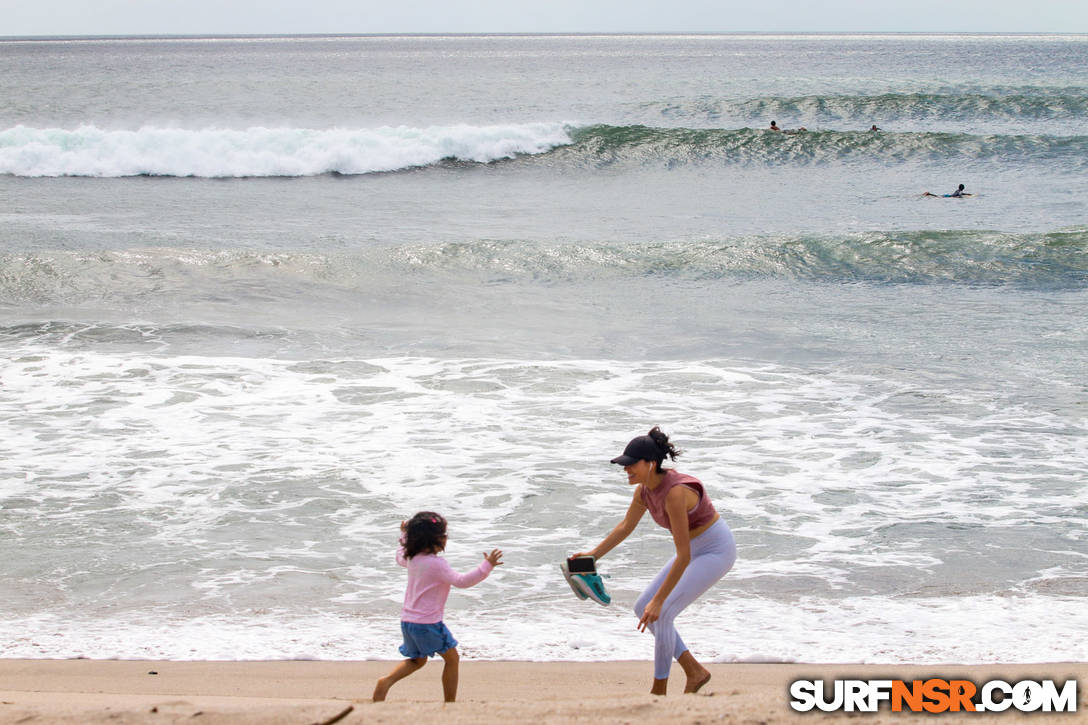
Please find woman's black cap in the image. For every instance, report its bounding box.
[610,435,663,466]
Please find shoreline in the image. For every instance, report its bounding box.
[1,659,1084,723]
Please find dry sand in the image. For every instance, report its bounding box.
[1,659,1084,724]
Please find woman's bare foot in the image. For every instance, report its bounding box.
[684,669,711,693]
[372,677,392,702]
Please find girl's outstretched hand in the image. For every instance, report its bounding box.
[484,549,504,566]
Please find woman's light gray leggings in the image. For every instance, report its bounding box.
[634,519,736,680]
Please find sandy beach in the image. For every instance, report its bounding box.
[1,660,1083,724]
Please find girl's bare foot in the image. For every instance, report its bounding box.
[372,677,392,702]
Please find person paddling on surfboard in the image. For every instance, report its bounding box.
[923,183,971,198]
[571,427,736,696]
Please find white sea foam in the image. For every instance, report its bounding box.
[0,594,1085,664]
[1,349,1085,662]
[0,123,573,177]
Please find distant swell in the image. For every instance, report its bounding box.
[0,122,573,178]
[2,231,1085,304]
[649,89,1088,125]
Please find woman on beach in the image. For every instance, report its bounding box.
[575,427,736,696]
[373,511,503,703]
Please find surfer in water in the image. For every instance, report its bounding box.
[923,183,971,198]
[769,120,806,134]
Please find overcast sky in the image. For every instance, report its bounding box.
[2,0,1087,37]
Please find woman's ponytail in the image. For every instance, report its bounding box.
[647,426,680,465]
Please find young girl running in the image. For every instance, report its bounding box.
[372,511,503,703]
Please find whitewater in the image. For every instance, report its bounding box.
[0,122,574,177]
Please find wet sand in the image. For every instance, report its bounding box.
[1,659,1083,724]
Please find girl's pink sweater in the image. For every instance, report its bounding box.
[397,547,494,623]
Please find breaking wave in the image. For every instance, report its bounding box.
[0,122,573,178]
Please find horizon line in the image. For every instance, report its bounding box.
[3,30,1088,42]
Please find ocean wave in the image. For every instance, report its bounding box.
[3,121,1085,177]
[647,89,1088,125]
[2,231,1085,305]
[0,122,573,178]
[560,124,1088,168]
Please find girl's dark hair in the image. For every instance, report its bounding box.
[403,511,448,559]
[648,426,681,470]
